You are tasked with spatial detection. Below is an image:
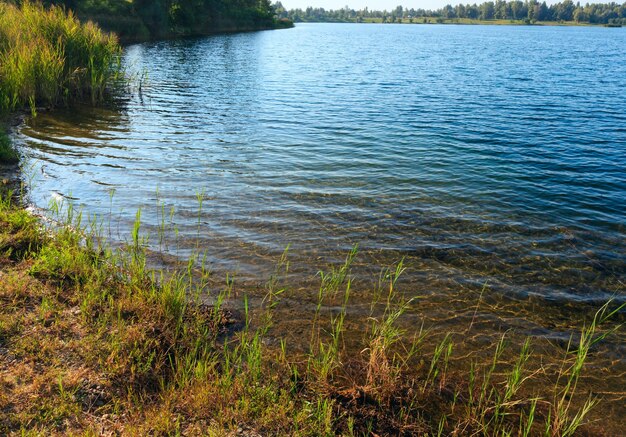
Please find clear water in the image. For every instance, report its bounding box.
[15,23,626,422]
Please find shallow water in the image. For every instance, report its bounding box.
[14,23,626,426]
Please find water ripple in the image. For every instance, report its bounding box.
[15,23,626,310]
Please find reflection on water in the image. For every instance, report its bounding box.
[14,23,626,426]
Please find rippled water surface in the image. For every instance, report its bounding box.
[15,23,626,421]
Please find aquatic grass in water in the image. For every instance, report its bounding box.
[0,189,623,434]
[0,1,121,114]
[0,126,18,163]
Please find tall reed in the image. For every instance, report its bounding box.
[0,1,122,114]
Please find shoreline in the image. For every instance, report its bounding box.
[0,191,622,434]
[290,19,618,27]
[4,104,626,434]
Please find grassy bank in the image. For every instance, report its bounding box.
[0,190,622,435]
[0,1,122,115]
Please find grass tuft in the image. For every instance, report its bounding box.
[0,1,122,115]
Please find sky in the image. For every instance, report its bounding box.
[281,0,480,10]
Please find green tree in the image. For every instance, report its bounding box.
[133,0,169,36]
[556,0,575,20]
[480,1,495,19]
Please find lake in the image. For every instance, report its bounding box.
[15,23,626,422]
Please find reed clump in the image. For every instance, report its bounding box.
[0,1,121,115]
[0,189,622,435]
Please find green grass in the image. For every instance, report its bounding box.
[0,1,122,115]
[0,126,18,164]
[0,188,622,435]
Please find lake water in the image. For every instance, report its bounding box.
[14,23,626,422]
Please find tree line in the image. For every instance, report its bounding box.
[275,1,626,25]
[21,0,289,41]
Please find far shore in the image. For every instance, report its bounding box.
[293,17,620,27]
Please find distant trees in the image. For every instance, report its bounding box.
[480,2,495,19]
[133,0,168,36]
[281,1,626,25]
[530,0,548,21]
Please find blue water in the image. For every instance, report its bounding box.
[12,22,626,427]
[18,23,626,306]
